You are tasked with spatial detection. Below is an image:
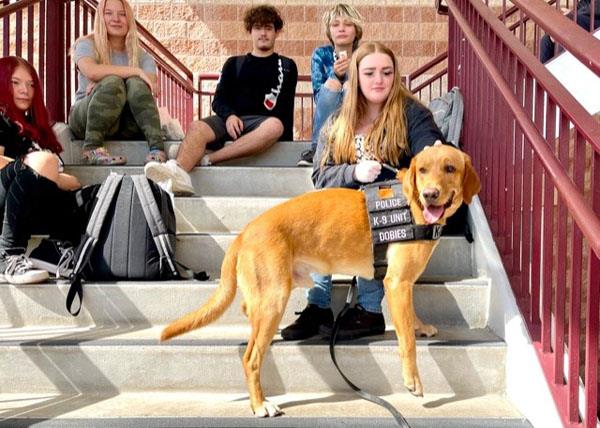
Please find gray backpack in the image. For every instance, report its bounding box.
[66,174,206,316]
[428,86,464,147]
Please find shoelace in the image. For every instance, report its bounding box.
[4,254,34,276]
[293,308,314,320]
[56,247,75,279]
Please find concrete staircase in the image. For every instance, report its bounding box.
[0,135,531,427]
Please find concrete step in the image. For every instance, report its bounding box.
[174,234,476,280]
[0,392,529,427]
[173,196,477,235]
[55,121,310,166]
[0,325,505,395]
[175,196,287,233]
[0,278,488,329]
[65,165,314,197]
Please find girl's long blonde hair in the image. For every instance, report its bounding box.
[74,0,141,67]
[322,42,420,167]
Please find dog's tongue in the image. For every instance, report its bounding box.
[424,205,444,224]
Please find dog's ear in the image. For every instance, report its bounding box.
[396,168,408,182]
[462,153,481,204]
[402,159,419,205]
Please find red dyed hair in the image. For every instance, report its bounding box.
[0,56,62,154]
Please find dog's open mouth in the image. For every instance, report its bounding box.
[423,192,455,224]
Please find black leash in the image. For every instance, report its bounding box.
[328,277,411,428]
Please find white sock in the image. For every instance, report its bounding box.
[200,155,212,166]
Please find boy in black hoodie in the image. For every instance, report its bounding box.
[145,5,298,195]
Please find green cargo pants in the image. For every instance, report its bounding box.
[69,75,164,151]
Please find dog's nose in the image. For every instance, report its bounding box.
[422,188,440,203]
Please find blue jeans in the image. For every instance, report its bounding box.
[311,86,344,151]
[539,34,557,64]
[307,273,385,314]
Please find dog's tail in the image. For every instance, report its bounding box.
[160,235,240,341]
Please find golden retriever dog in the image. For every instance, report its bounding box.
[161,144,481,417]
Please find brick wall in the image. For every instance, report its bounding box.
[131,0,449,77]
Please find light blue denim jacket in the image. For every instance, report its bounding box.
[311,45,340,101]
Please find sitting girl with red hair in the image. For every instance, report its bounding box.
[0,56,82,284]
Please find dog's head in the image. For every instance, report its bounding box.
[400,143,481,224]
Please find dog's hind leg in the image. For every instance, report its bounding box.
[239,255,292,417]
[243,291,290,417]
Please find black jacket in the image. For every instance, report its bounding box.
[0,111,38,159]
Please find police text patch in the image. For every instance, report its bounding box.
[366,195,409,212]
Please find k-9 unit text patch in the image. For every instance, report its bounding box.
[370,209,412,228]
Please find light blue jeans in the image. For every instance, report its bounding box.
[311,86,344,151]
[307,273,385,314]
[308,86,384,313]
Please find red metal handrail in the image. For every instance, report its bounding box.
[512,0,600,77]
[405,2,534,103]
[0,0,38,16]
[1,0,196,129]
[446,0,600,426]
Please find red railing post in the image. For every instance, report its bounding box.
[45,0,66,122]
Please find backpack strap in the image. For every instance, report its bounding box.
[131,175,178,278]
[446,87,464,147]
[236,54,292,79]
[131,175,209,281]
[235,55,245,80]
[66,173,124,316]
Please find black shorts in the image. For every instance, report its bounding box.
[201,115,271,149]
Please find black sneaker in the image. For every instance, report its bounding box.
[0,250,49,285]
[296,149,315,166]
[281,304,333,340]
[29,239,74,278]
[320,304,385,340]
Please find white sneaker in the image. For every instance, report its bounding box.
[144,160,194,196]
[3,254,49,285]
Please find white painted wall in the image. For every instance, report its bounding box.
[469,197,563,428]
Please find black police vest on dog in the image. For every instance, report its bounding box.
[66,174,180,316]
[363,180,443,280]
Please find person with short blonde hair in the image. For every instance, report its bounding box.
[69,0,164,165]
[297,3,364,166]
[285,4,364,340]
[323,3,364,52]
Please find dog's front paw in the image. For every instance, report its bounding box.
[403,371,424,397]
[415,323,438,337]
[253,400,283,417]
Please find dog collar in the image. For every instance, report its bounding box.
[363,179,443,280]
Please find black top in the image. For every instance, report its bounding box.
[577,0,600,30]
[212,53,298,141]
[0,111,38,159]
[312,99,446,189]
